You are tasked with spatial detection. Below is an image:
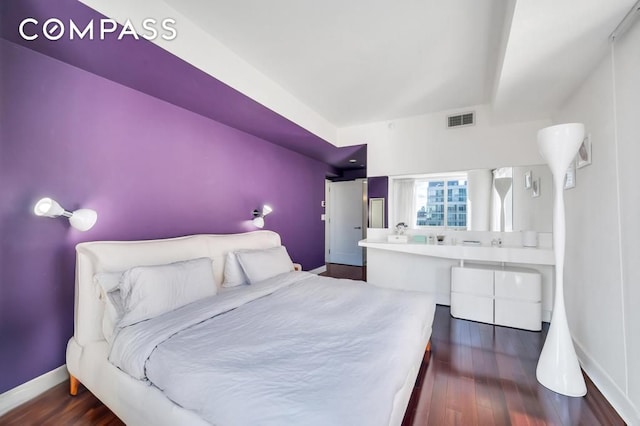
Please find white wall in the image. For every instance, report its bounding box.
[349,106,558,321]
[614,22,640,422]
[338,105,552,177]
[512,165,553,232]
[554,20,640,424]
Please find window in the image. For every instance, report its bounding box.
[415,176,467,228]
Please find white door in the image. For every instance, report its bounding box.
[328,180,364,266]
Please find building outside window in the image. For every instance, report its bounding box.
[415,176,467,228]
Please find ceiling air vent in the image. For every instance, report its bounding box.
[447,112,475,128]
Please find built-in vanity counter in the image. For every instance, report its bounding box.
[359,238,554,266]
[364,163,558,328]
[359,230,555,325]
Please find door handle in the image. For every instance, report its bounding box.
[354,226,362,229]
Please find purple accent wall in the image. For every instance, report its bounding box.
[0,39,329,393]
[367,176,389,228]
[0,0,365,171]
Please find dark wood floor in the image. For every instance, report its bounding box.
[404,306,624,426]
[320,262,367,280]
[1,264,624,425]
[0,381,124,426]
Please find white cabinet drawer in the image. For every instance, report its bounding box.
[451,292,494,324]
[451,267,493,296]
[495,299,542,331]
[495,270,541,302]
[450,265,543,331]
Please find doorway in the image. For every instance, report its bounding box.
[326,179,367,266]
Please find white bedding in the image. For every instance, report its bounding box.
[109,272,435,426]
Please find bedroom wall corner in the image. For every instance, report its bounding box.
[0,365,68,416]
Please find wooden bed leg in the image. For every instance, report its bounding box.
[426,339,431,353]
[69,374,80,396]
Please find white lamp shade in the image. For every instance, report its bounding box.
[494,177,512,232]
[33,197,65,217]
[494,177,512,198]
[252,216,265,228]
[262,205,273,216]
[537,123,585,175]
[69,209,98,231]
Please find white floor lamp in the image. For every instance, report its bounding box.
[494,177,512,232]
[536,123,587,397]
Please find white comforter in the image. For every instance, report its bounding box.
[110,272,435,426]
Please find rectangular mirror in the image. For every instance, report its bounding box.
[369,198,385,228]
[366,176,388,228]
[384,164,552,232]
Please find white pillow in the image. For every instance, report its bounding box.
[235,246,294,284]
[222,251,248,288]
[94,271,122,300]
[94,272,125,343]
[103,290,124,344]
[119,257,217,327]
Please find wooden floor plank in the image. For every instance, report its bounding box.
[425,360,450,425]
[458,376,480,426]
[413,349,437,421]
[477,403,496,425]
[320,263,366,280]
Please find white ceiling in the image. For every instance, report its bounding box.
[161,0,634,126]
[163,0,507,126]
[85,0,636,130]
[492,0,634,123]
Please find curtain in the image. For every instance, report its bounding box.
[392,179,416,228]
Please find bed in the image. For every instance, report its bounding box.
[66,230,435,426]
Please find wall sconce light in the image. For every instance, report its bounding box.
[33,197,98,231]
[252,205,272,229]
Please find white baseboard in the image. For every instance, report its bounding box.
[0,365,68,416]
[575,340,640,425]
[308,265,327,274]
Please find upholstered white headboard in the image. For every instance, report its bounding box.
[73,231,282,345]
